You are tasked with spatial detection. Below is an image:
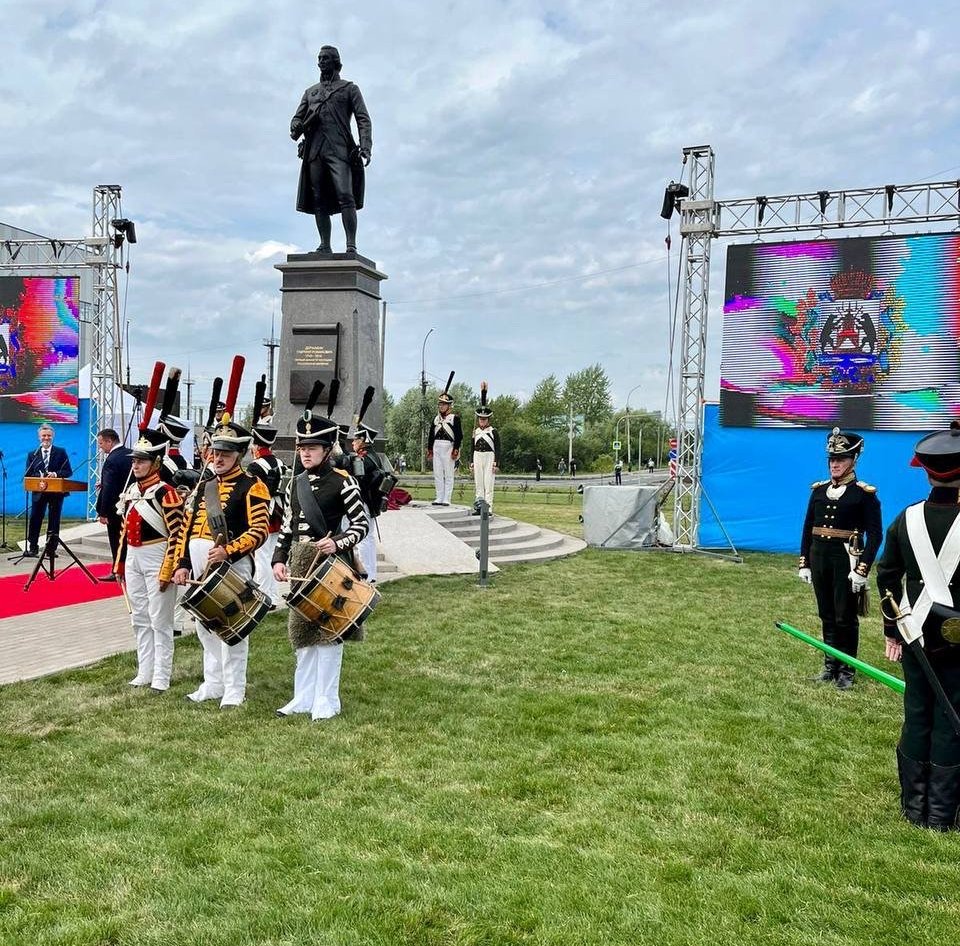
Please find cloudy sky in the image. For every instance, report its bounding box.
[3,0,958,418]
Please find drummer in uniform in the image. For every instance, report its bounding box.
[272,405,368,720]
[115,428,184,691]
[173,414,270,708]
[247,418,287,609]
[798,427,882,689]
[469,381,500,515]
[877,422,960,830]
[427,372,461,506]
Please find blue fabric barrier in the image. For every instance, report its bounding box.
[699,403,929,553]
[0,401,93,519]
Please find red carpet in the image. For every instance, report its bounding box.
[0,562,122,619]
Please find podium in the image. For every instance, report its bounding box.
[20,477,97,590]
[23,476,88,495]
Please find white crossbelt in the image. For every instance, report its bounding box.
[901,502,960,643]
[120,483,168,535]
[433,415,455,439]
[473,428,496,450]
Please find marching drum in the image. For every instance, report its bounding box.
[181,561,271,645]
[286,555,380,641]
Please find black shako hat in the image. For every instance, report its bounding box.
[252,425,279,447]
[476,380,492,418]
[911,421,960,482]
[210,413,252,453]
[131,428,167,460]
[296,379,338,446]
[158,414,190,444]
[826,427,864,461]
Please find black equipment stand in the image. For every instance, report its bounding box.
[0,452,13,551]
[24,530,98,591]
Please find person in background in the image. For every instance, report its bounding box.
[876,423,960,830]
[614,458,623,485]
[798,428,882,690]
[24,424,73,557]
[96,429,133,576]
[535,457,542,482]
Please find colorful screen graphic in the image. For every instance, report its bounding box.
[720,233,960,429]
[0,276,80,423]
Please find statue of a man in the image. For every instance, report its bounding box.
[291,46,372,254]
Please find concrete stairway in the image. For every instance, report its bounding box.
[422,504,585,565]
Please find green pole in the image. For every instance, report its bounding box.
[775,621,905,695]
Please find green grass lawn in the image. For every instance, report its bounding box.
[403,483,585,538]
[1,550,956,945]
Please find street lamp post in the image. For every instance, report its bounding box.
[419,328,434,473]
[625,383,642,470]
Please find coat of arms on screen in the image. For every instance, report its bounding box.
[783,270,904,389]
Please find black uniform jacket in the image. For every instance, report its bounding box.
[876,486,960,665]
[799,473,882,569]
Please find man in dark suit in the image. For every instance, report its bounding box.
[95,428,133,571]
[291,45,372,253]
[24,424,73,556]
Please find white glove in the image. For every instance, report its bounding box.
[849,570,868,592]
[798,568,812,584]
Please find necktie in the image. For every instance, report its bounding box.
[43,449,49,469]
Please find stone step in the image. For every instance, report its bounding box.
[488,536,586,565]
[445,518,523,539]
[423,503,585,568]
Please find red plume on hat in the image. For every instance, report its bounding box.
[139,361,166,431]
[223,355,245,418]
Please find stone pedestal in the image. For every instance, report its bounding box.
[273,252,387,454]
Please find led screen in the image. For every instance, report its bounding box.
[0,276,80,423]
[720,232,960,429]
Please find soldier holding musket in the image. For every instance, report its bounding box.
[877,422,960,830]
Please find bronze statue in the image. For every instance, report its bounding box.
[291,46,372,254]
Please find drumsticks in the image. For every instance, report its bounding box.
[305,533,333,576]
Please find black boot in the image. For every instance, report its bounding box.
[813,657,837,683]
[835,668,855,690]
[927,762,960,830]
[896,746,929,827]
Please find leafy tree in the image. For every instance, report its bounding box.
[525,375,566,430]
[563,364,613,426]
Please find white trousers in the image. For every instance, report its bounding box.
[473,451,495,509]
[277,644,344,720]
[187,539,252,706]
[433,440,455,504]
[355,506,378,581]
[254,532,280,606]
[125,542,177,689]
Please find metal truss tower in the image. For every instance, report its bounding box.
[673,145,717,549]
[87,185,124,518]
[670,148,960,551]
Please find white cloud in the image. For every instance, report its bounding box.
[0,0,957,417]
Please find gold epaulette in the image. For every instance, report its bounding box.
[811,479,830,489]
[856,480,877,493]
[333,468,350,479]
